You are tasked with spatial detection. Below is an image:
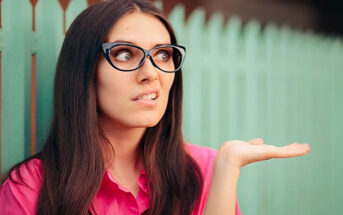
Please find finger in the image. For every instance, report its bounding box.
[248,138,264,145]
[273,143,311,158]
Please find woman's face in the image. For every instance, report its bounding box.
[96,12,175,129]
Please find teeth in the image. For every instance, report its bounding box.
[138,93,157,100]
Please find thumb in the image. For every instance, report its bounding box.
[248,138,264,145]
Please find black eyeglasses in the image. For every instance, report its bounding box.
[101,42,186,73]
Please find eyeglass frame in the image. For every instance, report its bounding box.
[101,42,186,73]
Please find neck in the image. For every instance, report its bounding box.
[99,115,146,172]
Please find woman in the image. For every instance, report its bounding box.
[0,0,310,214]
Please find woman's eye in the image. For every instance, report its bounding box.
[155,50,170,61]
[114,50,132,61]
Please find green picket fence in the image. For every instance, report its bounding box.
[1,1,342,215]
[168,5,343,215]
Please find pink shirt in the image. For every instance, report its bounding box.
[0,143,241,215]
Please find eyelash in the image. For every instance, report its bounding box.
[112,49,172,60]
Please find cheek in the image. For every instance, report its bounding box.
[159,73,175,109]
[164,73,175,97]
[96,62,131,115]
[162,70,174,84]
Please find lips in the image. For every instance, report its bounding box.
[132,88,160,101]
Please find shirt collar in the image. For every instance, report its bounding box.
[103,168,149,194]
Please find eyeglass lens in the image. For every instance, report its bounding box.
[108,45,183,72]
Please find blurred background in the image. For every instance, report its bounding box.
[1,0,342,215]
[162,0,343,37]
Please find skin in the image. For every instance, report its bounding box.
[96,11,174,196]
[204,138,311,215]
[96,10,311,213]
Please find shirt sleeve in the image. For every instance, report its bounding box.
[236,198,242,215]
[0,159,42,215]
[184,143,242,215]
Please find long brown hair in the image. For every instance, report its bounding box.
[3,0,203,214]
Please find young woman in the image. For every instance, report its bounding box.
[0,0,310,214]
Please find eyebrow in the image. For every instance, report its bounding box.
[112,40,171,48]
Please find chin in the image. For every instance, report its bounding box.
[133,119,161,128]
[141,121,160,128]
[129,113,164,128]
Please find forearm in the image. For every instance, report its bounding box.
[204,157,240,215]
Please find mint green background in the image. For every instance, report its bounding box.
[1,1,343,214]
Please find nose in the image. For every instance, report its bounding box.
[136,56,159,83]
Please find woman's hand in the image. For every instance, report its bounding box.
[204,138,311,215]
[216,138,311,169]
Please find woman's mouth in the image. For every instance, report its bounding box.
[133,95,159,107]
[135,93,157,101]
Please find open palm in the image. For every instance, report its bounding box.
[218,138,311,168]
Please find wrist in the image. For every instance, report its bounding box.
[215,148,242,171]
[213,153,241,178]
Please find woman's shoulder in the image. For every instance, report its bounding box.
[184,143,223,214]
[184,142,217,161]
[184,142,218,173]
[2,158,43,186]
[0,158,42,215]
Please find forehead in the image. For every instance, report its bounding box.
[106,11,171,49]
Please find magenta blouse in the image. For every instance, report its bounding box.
[0,143,241,215]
